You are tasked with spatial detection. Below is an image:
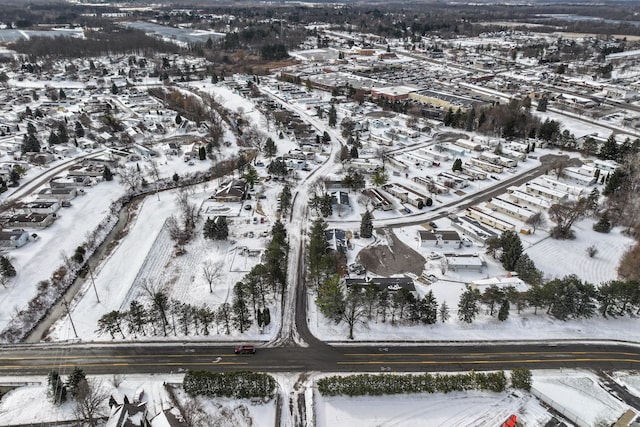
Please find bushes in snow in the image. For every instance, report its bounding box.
[317,371,507,396]
[183,370,276,399]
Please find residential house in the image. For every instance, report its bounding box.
[345,276,418,299]
[326,228,348,253]
[418,230,463,249]
[37,187,78,201]
[105,402,148,427]
[0,229,32,248]
[14,201,61,214]
[50,176,92,188]
[330,191,351,215]
[151,408,187,427]
[363,188,393,211]
[1,212,56,229]
[445,253,485,272]
[382,182,431,209]
[213,179,247,203]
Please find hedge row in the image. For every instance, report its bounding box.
[317,371,507,396]
[183,370,276,399]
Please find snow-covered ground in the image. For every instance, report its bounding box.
[0,370,634,427]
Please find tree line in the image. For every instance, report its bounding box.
[317,371,517,397]
[184,370,276,400]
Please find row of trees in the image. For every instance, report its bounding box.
[317,371,513,396]
[184,370,276,399]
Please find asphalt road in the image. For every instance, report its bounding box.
[1,342,639,376]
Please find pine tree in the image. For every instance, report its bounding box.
[214,216,228,240]
[452,158,463,172]
[328,105,337,127]
[360,210,373,238]
[57,123,68,144]
[127,300,147,337]
[66,367,87,398]
[48,371,67,404]
[458,287,480,323]
[0,256,17,277]
[102,166,113,181]
[599,133,618,161]
[439,301,450,323]
[316,274,345,322]
[420,290,438,324]
[203,217,216,239]
[498,299,510,321]
[264,137,277,157]
[499,230,523,271]
[74,121,84,138]
[514,254,543,286]
[232,283,252,333]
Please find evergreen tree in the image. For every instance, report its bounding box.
[511,368,532,391]
[514,254,543,286]
[328,104,337,127]
[127,300,147,337]
[280,185,292,216]
[102,166,113,181]
[360,210,374,238]
[599,133,619,160]
[458,287,480,323]
[498,299,510,321]
[175,113,182,125]
[499,230,523,271]
[316,274,345,322]
[66,367,87,398]
[439,301,450,323]
[57,123,68,144]
[420,290,438,324]
[198,146,206,160]
[48,371,67,404]
[452,158,463,172]
[481,285,504,317]
[536,97,548,112]
[48,130,60,146]
[0,256,16,277]
[232,283,252,333]
[593,213,612,233]
[74,121,84,138]
[264,137,277,157]
[111,82,118,94]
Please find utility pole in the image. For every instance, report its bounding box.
[87,264,100,303]
[62,296,78,339]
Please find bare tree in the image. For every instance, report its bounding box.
[526,211,546,233]
[202,260,224,293]
[74,379,109,427]
[176,189,198,231]
[118,165,141,192]
[147,159,161,182]
[341,286,368,340]
[550,158,568,179]
[549,198,589,239]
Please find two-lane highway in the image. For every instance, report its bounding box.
[2,342,640,376]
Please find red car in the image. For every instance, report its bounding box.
[234,345,256,354]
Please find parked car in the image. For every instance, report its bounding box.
[429,221,438,229]
[234,345,256,354]
[244,204,252,211]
